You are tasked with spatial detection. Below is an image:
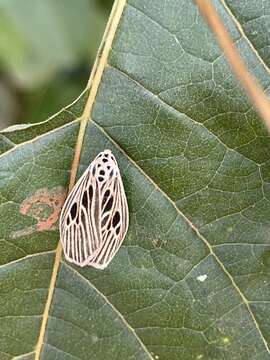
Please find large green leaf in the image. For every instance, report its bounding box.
[1,0,270,359]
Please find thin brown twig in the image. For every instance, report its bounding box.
[196,0,270,133]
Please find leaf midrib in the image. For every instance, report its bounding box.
[34,0,128,359]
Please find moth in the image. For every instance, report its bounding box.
[60,149,129,269]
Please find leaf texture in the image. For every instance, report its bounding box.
[0,1,270,359]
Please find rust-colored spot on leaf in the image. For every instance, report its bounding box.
[20,186,67,232]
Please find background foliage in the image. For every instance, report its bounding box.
[0,0,113,129]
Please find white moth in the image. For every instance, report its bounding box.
[60,149,129,269]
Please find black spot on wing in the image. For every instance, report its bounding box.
[101,214,109,227]
[82,191,88,209]
[70,202,77,220]
[112,211,120,228]
[88,185,93,201]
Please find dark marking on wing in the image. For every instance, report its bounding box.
[88,185,93,201]
[112,211,120,228]
[70,202,77,220]
[102,190,110,207]
[101,214,109,227]
[82,191,88,208]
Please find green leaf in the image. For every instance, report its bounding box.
[1,1,270,359]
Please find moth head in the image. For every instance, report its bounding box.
[92,149,118,182]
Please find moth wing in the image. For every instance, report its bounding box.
[60,165,102,267]
[88,173,129,269]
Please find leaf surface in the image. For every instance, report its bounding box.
[1,1,270,359]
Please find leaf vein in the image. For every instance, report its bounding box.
[92,119,270,353]
[222,0,270,77]
[108,64,263,167]
[63,262,154,359]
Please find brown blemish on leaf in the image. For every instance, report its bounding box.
[13,186,67,238]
